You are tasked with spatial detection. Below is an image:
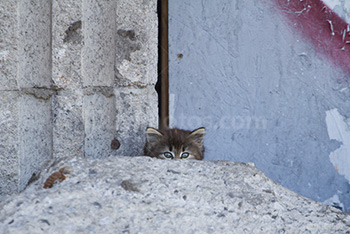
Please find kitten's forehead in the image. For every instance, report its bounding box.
[164,129,192,145]
[161,128,204,151]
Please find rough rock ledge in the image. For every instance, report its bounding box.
[1,156,349,233]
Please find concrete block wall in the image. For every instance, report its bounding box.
[1,1,54,194]
[0,0,158,198]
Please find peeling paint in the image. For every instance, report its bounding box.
[323,194,345,211]
[322,0,350,23]
[273,0,350,74]
[326,109,350,183]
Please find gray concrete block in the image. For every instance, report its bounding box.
[0,1,18,90]
[115,86,158,156]
[0,91,53,196]
[82,0,115,87]
[115,0,158,87]
[83,91,116,158]
[52,0,82,89]
[113,0,158,156]
[51,0,84,160]
[0,91,19,196]
[18,94,52,191]
[52,91,84,159]
[18,0,52,88]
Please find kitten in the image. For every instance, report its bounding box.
[143,127,206,160]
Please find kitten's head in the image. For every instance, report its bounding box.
[144,127,205,160]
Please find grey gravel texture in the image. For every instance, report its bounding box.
[0,156,349,233]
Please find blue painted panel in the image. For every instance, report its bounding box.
[169,0,350,211]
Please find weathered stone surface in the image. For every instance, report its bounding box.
[0,156,349,233]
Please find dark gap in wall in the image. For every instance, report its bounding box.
[157,0,169,130]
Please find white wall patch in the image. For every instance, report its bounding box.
[325,108,350,183]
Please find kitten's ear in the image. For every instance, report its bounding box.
[189,127,205,145]
[145,127,163,143]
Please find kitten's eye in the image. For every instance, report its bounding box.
[164,152,173,158]
[181,152,190,158]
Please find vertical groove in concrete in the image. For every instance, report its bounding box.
[82,0,117,157]
[17,0,53,191]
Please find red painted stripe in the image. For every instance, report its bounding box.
[270,0,350,74]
